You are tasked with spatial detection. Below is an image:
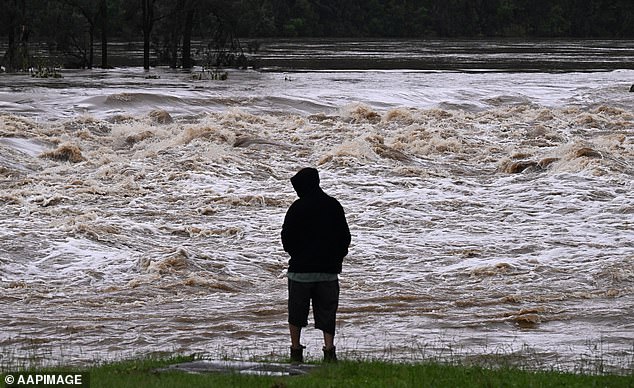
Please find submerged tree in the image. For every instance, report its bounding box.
[200,1,250,68]
[100,0,108,68]
[141,0,158,69]
[181,0,197,68]
[59,0,103,68]
[152,0,253,69]
[154,0,196,68]
[1,0,31,71]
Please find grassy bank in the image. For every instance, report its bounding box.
[3,356,632,388]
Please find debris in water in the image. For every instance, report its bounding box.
[39,143,86,163]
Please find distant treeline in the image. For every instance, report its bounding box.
[1,0,633,71]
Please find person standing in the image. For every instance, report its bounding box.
[281,167,351,363]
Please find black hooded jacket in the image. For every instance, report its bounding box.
[281,168,351,274]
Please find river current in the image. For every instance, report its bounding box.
[0,40,633,373]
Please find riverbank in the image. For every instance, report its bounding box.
[2,355,632,388]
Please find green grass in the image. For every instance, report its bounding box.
[3,356,632,388]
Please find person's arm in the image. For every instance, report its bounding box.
[281,203,300,256]
[336,202,351,258]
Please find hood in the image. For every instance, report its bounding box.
[290,167,320,197]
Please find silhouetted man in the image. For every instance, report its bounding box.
[281,167,351,363]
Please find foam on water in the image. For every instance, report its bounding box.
[0,64,633,372]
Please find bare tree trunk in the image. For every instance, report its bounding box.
[169,32,178,68]
[143,33,151,69]
[10,0,30,71]
[182,6,195,68]
[142,0,155,70]
[88,27,94,69]
[167,0,185,69]
[18,24,29,70]
[7,15,16,71]
[100,0,108,68]
[3,0,18,71]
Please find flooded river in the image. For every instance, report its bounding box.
[0,40,633,373]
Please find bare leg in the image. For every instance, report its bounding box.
[323,331,335,350]
[289,324,302,348]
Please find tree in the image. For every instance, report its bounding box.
[142,0,157,69]
[181,0,196,68]
[195,0,252,67]
[165,0,196,68]
[59,0,104,68]
[140,0,195,69]
[150,0,201,68]
[100,0,108,68]
[2,0,30,71]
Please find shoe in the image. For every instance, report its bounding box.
[290,345,305,363]
[323,346,337,363]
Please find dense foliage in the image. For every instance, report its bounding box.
[1,0,633,70]
[255,0,634,38]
